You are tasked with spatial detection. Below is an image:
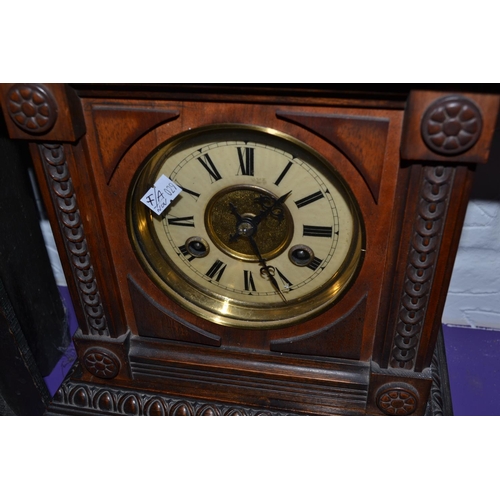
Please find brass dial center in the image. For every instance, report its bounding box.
[205,186,294,262]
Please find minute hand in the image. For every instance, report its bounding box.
[248,234,286,303]
[252,191,292,227]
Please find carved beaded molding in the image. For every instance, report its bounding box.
[390,166,455,370]
[376,383,418,416]
[39,144,110,336]
[7,84,58,134]
[421,95,482,156]
[50,380,292,416]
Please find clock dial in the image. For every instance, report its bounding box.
[128,125,363,328]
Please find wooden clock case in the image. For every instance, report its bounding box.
[1,84,498,416]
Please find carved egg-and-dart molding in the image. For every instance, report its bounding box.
[7,84,58,134]
[421,95,482,156]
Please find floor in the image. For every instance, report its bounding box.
[43,287,500,416]
[442,324,500,416]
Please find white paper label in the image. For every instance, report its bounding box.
[140,175,182,215]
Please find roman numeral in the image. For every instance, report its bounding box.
[274,160,293,186]
[237,147,254,176]
[307,257,323,271]
[178,245,195,261]
[167,216,195,227]
[303,225,333,238]
[171,179,201,201]
[205,259,227,282]
[244,270,256,292]
[197,153,222,183]
[294,191,325,208]
[275,268,293,288]
[180,186,201,200]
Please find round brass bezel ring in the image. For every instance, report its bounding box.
[127,124,365,329]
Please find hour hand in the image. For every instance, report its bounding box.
[229,202,243,223]
[228,202,244,243]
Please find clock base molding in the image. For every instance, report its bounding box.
[71,330,370,415]
[46,328,452,416]
[44,361,444,416]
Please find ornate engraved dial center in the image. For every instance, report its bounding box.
[205,186,294,262]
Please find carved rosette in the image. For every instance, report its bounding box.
[50,380,292,416]
[421,95,482,155]
[39,144,110,336]
[83,348,120,379]
[7,84,58,134]
[390,166,454,369]
[376,384,418,416]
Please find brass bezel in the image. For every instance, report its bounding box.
[127,124,365,329]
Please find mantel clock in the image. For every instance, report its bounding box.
[1,84,498,415]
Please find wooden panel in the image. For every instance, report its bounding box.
[270,294,366,359]
[90,104,180,183]
[128,276,221,347]
[277,110,390,202]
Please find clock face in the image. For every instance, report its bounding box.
[128,125,363,329]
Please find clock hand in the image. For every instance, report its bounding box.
[252,190,292,227]
[229,202,243,224]
[248,234,287,303]
[228,191,291,243]
[228,194,288,301]
[228,202,248,243]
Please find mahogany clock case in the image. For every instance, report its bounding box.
[1,84,498,416]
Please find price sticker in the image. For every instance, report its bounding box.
[140,175,182,215]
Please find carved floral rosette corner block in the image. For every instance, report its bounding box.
[376,383,419,416]
[38,143,110,337]
[6,84,58,134]
[421,95,482,156]
[82,348,120,379]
